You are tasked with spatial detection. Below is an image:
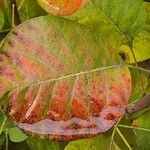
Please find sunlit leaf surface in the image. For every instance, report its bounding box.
[0,15,131,141]
[92,0,145,37]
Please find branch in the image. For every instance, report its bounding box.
[10,0,21,27]
[137,58,150,70]
[125,94,150,115]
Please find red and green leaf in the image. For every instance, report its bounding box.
[0,15,131,141]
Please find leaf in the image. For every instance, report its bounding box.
[114,126,137,150]
[129,69,148,103]
[0,132,5,147]
[67,2,124,49]
[133,110,150,150]
[8,127,28,143]
[0,109,6,134]
[0,0,11,29]
[27,137,61,150]
[64,134,120,150]
[0,9,4,30]
[0,15,131,141]
[16,0,47,21]
[119,2,150,63]
[67,1,146,62]
[131,2,150,62]
[36,0,89,16]
[92,0,145,38]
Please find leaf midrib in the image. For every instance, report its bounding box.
[11,64,124,91]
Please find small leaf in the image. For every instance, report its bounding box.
[8,127,28,142]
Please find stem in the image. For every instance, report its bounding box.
[127,40,145,95]
[5,129,8,150]
[109,117,122,150]
[116,128,132,150]
[118,125,150,132]
[125,94,150,115]
[0,108,7,135]
[10,0,21,27]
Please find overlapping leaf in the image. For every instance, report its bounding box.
[119,2,150,63]
[0,15,131,141]
[16,0,47,21]
[65,134,120,150]
[36,0,89,16]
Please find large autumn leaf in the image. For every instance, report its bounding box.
[0,15,131,141]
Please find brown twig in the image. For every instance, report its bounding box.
[9,0,21,27]
[125,94,150,115]
[137,58,150,70]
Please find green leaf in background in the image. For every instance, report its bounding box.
[68,0,146,47]
[68,1,147,63]
[8,127,28,142]
[16,0,47,21]
[0,132,5,148]
[129,69,148,103]
[65,135,119,150]
[0,0,11,29]
[68,1,150,63]
[119,2,150,63]
[0,9,4,30]
[68,2,124,50]
[132,2,150,62]
[92,0,145,38]
[27,137,61,150]
[133,110,150,150]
